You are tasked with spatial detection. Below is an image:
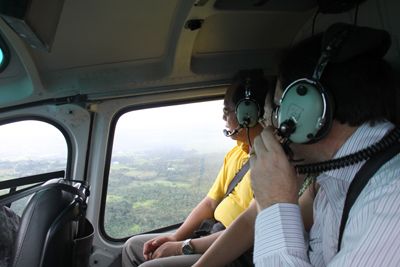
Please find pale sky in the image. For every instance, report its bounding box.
[113,100,233,154]
[0,120,67,160]
[0,100,234,160]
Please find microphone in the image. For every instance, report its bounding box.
[223,126,242,137]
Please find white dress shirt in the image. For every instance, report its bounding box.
[254,121,400,266]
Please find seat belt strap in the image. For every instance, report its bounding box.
[224,160,250,198]
[337,137,400,251]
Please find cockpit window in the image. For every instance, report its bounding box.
[0,120,68,215]
[105,100,233,239]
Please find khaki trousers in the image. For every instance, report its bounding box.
[121,233,254,267]
[121,234,202,267]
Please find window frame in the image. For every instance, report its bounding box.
[100,95,225,242]
[0,115,73,183]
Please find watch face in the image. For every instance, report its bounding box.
[182,245,193,255]
[182,239,194,255]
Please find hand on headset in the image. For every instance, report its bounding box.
[250,126,299,212]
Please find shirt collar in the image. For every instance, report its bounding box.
[320,121,394,183]
[237,141,250,154]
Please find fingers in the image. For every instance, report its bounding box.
[252,129,270,160]
[249,149,257,169]
[252,127,284,159]
[150,242,181,260]
[259,126,284,153]
[143,244,153,260]
[155,236,170,245]
[143,238,159,260]
[143,235,176,260]
[151,248,160,260]
[143,239,153,254]
[143,249,151,260]
[143,252,152,261]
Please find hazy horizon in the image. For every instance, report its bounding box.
[0,100,234,161]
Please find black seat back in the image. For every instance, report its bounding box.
[9,179,91,267]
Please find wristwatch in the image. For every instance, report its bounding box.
[181,239,195,255]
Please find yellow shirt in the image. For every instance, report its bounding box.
[207,141,253,227]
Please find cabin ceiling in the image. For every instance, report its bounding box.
[0,0,398,110]
[35,0,177,71]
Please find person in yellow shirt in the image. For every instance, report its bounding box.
[121,69,272,267]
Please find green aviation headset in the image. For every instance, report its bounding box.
[275,28,351,144]
[235,77,260,128]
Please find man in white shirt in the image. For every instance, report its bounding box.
[251,23,400,266]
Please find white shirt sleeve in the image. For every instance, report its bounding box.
[253,170,400,267]
[253,203,312,267]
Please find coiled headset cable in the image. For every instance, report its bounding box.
[295,126,400,175]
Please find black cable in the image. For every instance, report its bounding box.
[295,127,400,175]
[354,3,360,25]
[311,8,320,36]
[246,127,252,148]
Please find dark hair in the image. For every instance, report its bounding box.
[229,69,271,116]
[279,31,399,126]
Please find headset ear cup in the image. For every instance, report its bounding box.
[311,84,334,142]
[235,99,260,128]
[277,79,332,143]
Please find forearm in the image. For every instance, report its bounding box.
[191,231,222,254]
[194,201,257,267]
[173,197,217,241]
